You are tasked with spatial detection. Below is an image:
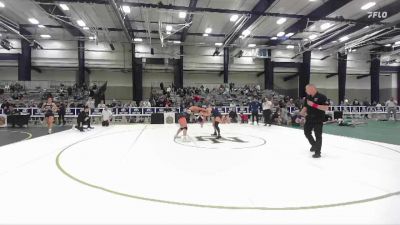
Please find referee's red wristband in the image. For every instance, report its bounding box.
[312,103,319,109]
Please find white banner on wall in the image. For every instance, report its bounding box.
[0,115,7,128]
[164,112,175,124]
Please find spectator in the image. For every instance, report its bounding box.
[385,97,398,121]
[58,102,66,125]
[286,98,295,107]
[240,112,248,123]
[363,98,370,106]
[271,106,282,125]
[86,97,95,109]
[228,108,238,123]
[101,106,113,126]
[249,97,261,125]
[262,97,273,126]
[160,82,164,91]
[97,100,106,108]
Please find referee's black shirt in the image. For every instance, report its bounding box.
[304,92,329,123]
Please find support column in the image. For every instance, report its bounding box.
[18,27,31,81]
[299,51,311,98]
[132,43,143,102]
[370,54,380,104]
[397,72,400,104]
[338,52,347,104]
[264,49,273,90]
[174,46,183,89]
[77,40,85,86]
[223,47,229,84]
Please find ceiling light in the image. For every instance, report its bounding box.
[277,32,285,37]
[384,44,392,47]
[166,31,171,35]
[364,26,370,29]
[122,5,130,14]
[173,40,181,44]
[40,34,51,38]
[215,42,223,46]
[303,38,309,41]
[271,37,277,40]
[332,40,337,43]
[230,15,239,22]
[179,11,187,18]
[276,18,287,25]
[205,27,212,33]
[83,27,89,30]
[89,36,96,40]
[242,29,251,36]
[29,18,39,24]
[166,25,172,31]
[361,2,376,10]
[352,49,357,52]
[38,25,45,28]
[285,32,294,37]
[77,20,86,27]
[318,47,322,50]
[203,33,208,37]
[239,35,245,39]
[59,3,69,11]
[0,33,2,37]
[248,44,256,48]
[286,45,294,49]
[339,36,349,42]
[133,38,143,42]
[394,41,400,46]
[320,23,332,30]
[0,2,5,7]
[310,25,316,30]
[309,34,318,40]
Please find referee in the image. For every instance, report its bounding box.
[300,84,329,158]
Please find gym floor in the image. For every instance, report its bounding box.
[0,125,72,147]
[0,123,399,224]
[1,120,399,147]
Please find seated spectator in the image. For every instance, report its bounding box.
[86,97,95,109]
[111,99,117,107]
[294,115,305,127]
[240,113,248,123]
[271,107,282,125]
[229,109,238,123]
[97,100,106,108]
[6,104,19,115]
[129,101,137,108]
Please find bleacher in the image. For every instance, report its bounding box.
[1,81,399,127]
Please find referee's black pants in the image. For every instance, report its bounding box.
[251,111,259,123]
[263,109,272,125]
[77,117,90,129]
[304,121,323,154]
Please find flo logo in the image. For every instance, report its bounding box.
[175,132,266,149]
[195,136,247,144]
[368,11,388,19]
